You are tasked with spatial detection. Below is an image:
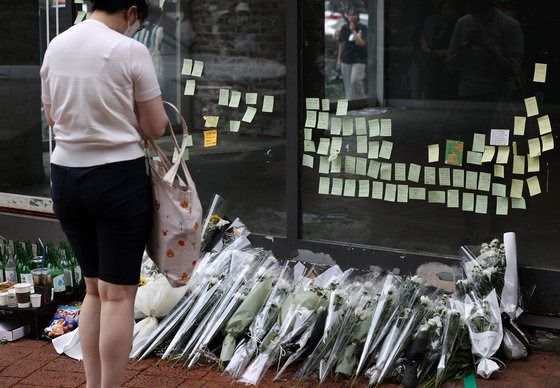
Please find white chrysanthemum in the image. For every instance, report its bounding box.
[233,292,245,300]
[277,279,291,292]
[217,219,230,228]
[257,267,268,278]
[270,300,281,309]
[419,324,429,333]
[410,275,423,284]
[427,318,437,327]
[335,289,349,301]
[387,285,397,295]
[483,267,497,277]
[210,277,218,285]
[420,295,432,307]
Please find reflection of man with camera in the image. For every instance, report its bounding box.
[337,8,367,99]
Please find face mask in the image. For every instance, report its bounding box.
[124,11,140,38]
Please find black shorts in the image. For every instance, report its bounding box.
[50,157,152,285]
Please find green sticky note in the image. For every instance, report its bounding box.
[229,91,241,108]
[496,196,509,215]
[463,373,477,388]
[343,179,356,197]
[475,195,488,214]
[356,157,368,176]
[262,95,274,113]
[303,140,315,153]
[185,135,193,147]
[318,177,330,194]
[336,99,348,116]
[424,166,436,185]
[319,156,330,174]
[355,117,367,135]
[462,192,474,212]
[384,183,396,202]
[181,59,193,75]
[439,167,451,186]
[242,106,257,123]
[331,156,342,173]
[492,183,506,197]
[230,120,240,133]
[511,197,526,209]
[447,189,459,208]
[306,98,320,110]
[372,181,384,199]
[367,160,381,179]
[368,141,380,159]
[527,175,541,196]
[380,163,392,180]
[357,136,368,154]
[510,179,524,198]
[395,163,406,181]
[317,138,330,155]
[409,187,426,200]
[397,184,408,203]
[465,171,478,190]
[343,118,354,136]
[330,117,342,135]
[191,60,204,77]
[472,133,486,152]
[408,163,421,183]
[380,119,392,136]
[321,98,330,111]
[369,119,380,137]
[302,154,314,168]
[331,178,343,195]
[304,128,312,140]
[153,156,161,161]
[466,151,482,165]
[478,172,491,192]
[184,79,196,95]
[358,180,370,197]
[246,92,258,105]
[172,147,179,163]
[218,88,229,105]
[379,141,393,159]
[317,112,329,130]
[494,164,505,178]
[74,11,86,24]
[453,169,464,188]
[330,137,343,155]
[305,110,317,128]
[345,156,356,174]
[428,190,445,204]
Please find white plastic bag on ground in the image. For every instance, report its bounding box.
[52,327,83,361]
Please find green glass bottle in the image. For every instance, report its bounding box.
[51,249,66,299]
[5,246,17,283]
[0,254,5,283]
[20,247,33,285]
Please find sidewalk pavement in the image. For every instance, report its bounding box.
[0,338,559,387]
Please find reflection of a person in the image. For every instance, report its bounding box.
[446,0,524,101]
[336,8,367,99]
[234,2,256,52]
[134,1,163,81]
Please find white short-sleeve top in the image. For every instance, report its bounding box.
[40,19,161,167]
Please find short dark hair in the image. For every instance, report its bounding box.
[91,0,148,19]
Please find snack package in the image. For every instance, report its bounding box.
[43,305,81,339]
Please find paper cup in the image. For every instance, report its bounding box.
[0,292,7,306]
[7,289,17,307]
[30,293,41,308]
[15,283,31,308]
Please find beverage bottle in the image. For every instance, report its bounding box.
[20,249,33,285]
[5,246,17,283]
[0,256,5,282]
[71,255,83,290]
[51,249,66,298]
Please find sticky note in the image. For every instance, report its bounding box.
[336,99,348,116]
[384,183,396,202]
[321,98,330,111]
[306,98,320,110]
[511,197,526,209]
[528,137,541,157]
[447,189,459,208]
[462,192,474,212]
[317,138,330,155]
[354,136,367,154]
[428,191,445,204]
[475,195,488,214]
[368,141,380,159]
[542,133,554,152]
[397,184,409,203]
[331,156,342,173]
[184,79,196,95]
[379,119,391,137]
[527,156,540,172]
[355,117,367,135]
[203,129,217,147]
[533,63,547,83]
[439,168,451,186]
[318,177,330,194]
[524,96,539,117]
[317,112,329,130]
[319,156,330,174]
[409,187,426,200]
[191,60,204,77]
[467,151,482,165]
[229,120,240,133]
[305,111,317,128]
[246,93,258,105]
[453,169,464,188]
[472,133,486,152]
[218,89,229,105]
[510,179,524,198]
[428,144,439,163]
[494,164,504,178]
[74,11,86,24]
[492,183,506,197]
[408,163,421,183]
[304,140,315,153]
[181,59,193,75]
[424,166,436,185]
[514,116,526,136]
[369,119,380,137]
[379,141,393,159]
[262,95,274,113]
[172,147,179,163]
[512,155,525,175]
[358,180,370,197]
[343,179,356,197]
[185,135,193,147]
[490,129,509,146]
[512,141,518,155]
[372,181,383,199]
[380,163,392,180]
[204,115,219,128]
[330,137,343,155]
[345,156,356,174]
[75,0,84,3]
[481,146,495,163]
[537,115,552,135]
[394,163,406,181]
[356,157,368,176]
[496,146,510,164]
[478,172,491,192]
[367,160,381,179]
[242,106,257,123]
[331,117,342,135]
[496,197,508,215]
[343,118,354,136]
[331,178,343,196]
[303,128,312,140]
[302,154,314,168]
[527,176,541,196]
[229,91,241,108]
[465,171,478,190]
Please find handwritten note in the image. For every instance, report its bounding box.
[510,179,524,198]
[369,119,380,137]
[408,163,421,183]
[380,119,392,136]
[395,163,406,181]
[453,169,464,188]
[331,178,343,196]
[379,141,393,159]
[439,168,451,186]
[343,179,356,197]
[533,63,547,83]
[356,157,367,176]
[496,146,510,164]
[367,160,381,179]
[203,129,217,147]
[542,133,554,152]
[494,164,504,178]
[317,138,330,155]
[336,99,348,116]
[481,146,495,163]
[302,154,314,168]
[330,137,343,155]
[184,79,196,95]
[409,187,426,200]
[330,117,342,135]
[492,183,506,197]
[331,156,342,173]
[345,156,356,174]
[528,137,541,157]
[384,183,396,202]
[357,136,368,154]
[527,176,541,196]
[319,156,330,174]
[527,156,540,172]
[424,166,436,185]
[358,180,370,197]
[229,91,241,108]
[303,140,315,153]
[372,181,384,199]
[537,115,552,135]
[315,112,328,130]
[490,129,509,146]
[496,197,508,216]
[475,195,488,214]
[447,189,459,208]
[218,89,229,105]
[181,59,193,75]
[191,60,204,77]
[355,117,367,135]
[306,98,320,110]
[246,92,258,105]
[428,144,439,163]
[343,118,354,136]
[322,98,330,111]
[368,141,379,159]
[514,116,526,136]
[462,192,474,212]
[472,133,486,152]
[204,116,219,128]
[397,184,409,203]
[380,163,392,180]
[305,110,317,128]
[478,172,491,192]
[304,127,312,140]
[512,155,525,175]
[261,95,274,112]
[511,197,526,210]
[466,151,482,165]
[318,177,330,194]
[465,171,478,190]
[428,191,446,204]
[524,96,539,117]
[242,106,257,123]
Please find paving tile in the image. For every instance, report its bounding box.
[122,373,187,387]
[0,346,33,361]
[42,356,84,373]
[0,376,22,387]
[19,369,86,387]
[0,360,48,378]
[121,368,142,385]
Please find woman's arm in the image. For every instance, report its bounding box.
[43,103,55,128]
[136,96,168,139]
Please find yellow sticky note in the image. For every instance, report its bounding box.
[369,119,380,137]
[181,59,193,75]
[481,146,495,163]
[447,189,459,208]
[262,95,274,113]
[302,154,314,169]
[496,146,510,164]
[330,117,342,135]
[318,177,330,194]
[203,129,217,147]
[408,163,421,183]
[229,120,240,133]
[424,166,436,185]
[478,172,491,192]
[345,156,356,174]
[74,11,86,24]
[439,167,451,186]
[218,89,229,105]
[537,115,552,135]
[494,164,505,178]
[542,133,554,152]
[358,180,370,198]
[462,192,474,212]
[512,155,525,175]
[384,183,397,202]
[527,176,541,196]
[331,178,343,196]
[428,144,439,163]
[380,119,392,136]
[395,163,406,181]
[191,60,204,77]
[528,137,541,157]
[321,98,330,111]
[380,163,392,181]
[428,190,445,204]
[512,141,518,155]
[306,98,320,110]
[453,169,464,188]
[184,79,196,95]
[242,106,257,123]
[513,116,526,136]
[356,158,368,175]
[524,96,539,117]
[367,160,381,179]
[317,112,329,130]
[533,63,547,83]
[229,91,241,108]
[319,156,330,174]
[397,184,409,203]
[496,197,508,216]
[372,181,384,199]
[409,187,426,200]
[336,99,348,116]
[343,179,357,197]
[355,117,367,135]
[317,138,330,155]
[475,195,488,214]
[246,93,258,105]
[379,141,393,159]
[527,156,540,172]
[204,116,219,128]
[357,136,368,154]
[510,179,524,198]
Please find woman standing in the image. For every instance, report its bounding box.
[40,1,168,386]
